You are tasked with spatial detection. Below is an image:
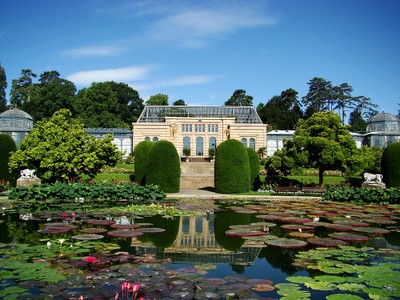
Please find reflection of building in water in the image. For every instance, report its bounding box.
[132,214,262,265]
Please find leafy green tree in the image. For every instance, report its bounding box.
[9,109,121,182]
[257,89,302,129]
[276,111,356,186]
[146,93,169,105]
[332,83,355,124]
[74,81,143,128]
[225,89,253,106]
[24,71,76,121]
[353,96,378,120]
[0,64,7,112]
[173,99,186,105]
[302,77,332,118]
[346,146,382,176]
[349,107,367,133]
[0,133,17,184]
[10,69,37,108]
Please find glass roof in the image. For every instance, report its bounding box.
[137,106,263,124]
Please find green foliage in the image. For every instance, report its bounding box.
[215,139,250,193]
[381,142,400,188]
[0,133,17,184]
[8,109,122,182]
[0,63,7,112]
[134,140,153,185]
[183,147,191,157]
[274,111,356,186]
[247,147,261,190]
[208,147,215,160]
[257,89,302,129]
[74,81,143,128]
[8,180,165,203]
[224,89,253,106]
[324,186,400,204]
[146,140,180,193]
[346,146,382,176]
[146,93,169,105]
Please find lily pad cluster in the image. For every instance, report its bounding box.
[224,200,399,249]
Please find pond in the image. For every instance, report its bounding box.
[0,199,399,299]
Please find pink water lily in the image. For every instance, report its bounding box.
[85,256,97,266]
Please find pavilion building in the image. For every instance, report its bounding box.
[132,106,268,158]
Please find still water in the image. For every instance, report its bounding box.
[0,199,399,299]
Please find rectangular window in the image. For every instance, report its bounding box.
[182,124,192,132]
[208,124,219,132]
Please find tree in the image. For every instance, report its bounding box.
[332,83,354,124]
[25,71,76,121]
[257,89,302,129]
[277,111,356,186]
[225,89,253,106]
[353,96,378,120]
[173,99,186,105]
[146,93,169,105]
[0,134,17,184]
[8,109,121,182]
[0,64,7,112]
[74,81,143,128]
[346,146,382,176]
[302,77,332,118]
[10,69,37,108]
[349,107,367,133]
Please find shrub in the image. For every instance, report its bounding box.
[247,147,261,190]
[215,139,250,193]
[0,134,17,185]
[146,140,180,193]
[134,140,153,185]
[381,142,400,188]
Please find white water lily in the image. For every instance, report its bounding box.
[58,239,65,245]
[46,241,51,248]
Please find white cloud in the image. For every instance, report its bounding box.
[61,45,126,58]
[148,2,277,47]
[67,66,153,85]
[129,74,216,92]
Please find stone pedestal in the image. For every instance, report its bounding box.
[16,177,41,187]
[361,182,386,189]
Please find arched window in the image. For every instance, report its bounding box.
[183,136,190,151]
[241,138,247,147]
[196,137,204,156]
[144,137,150,141]
[152,137,159,142]
[249,138,255,149]
[209,137,217,150]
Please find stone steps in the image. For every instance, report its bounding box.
[180,162,214,190]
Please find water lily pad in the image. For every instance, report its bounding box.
[225,229,268,237]
[80,228,108,234]
[279,217,313,223]
[326,294,364,300]
[304,280,336,291]
[352,227,391,235]
[307,237,348,247]
[265,238,308,248]
[281,224,314,231]
[194,263,217,270]
[137,227,166,233]
[289,231,314,238]
[323,223,354,231]
[246,278,273,285]
[38,228,71,234]
[71,234,104,240]
[86,219,116,226]
[332,220,370,227]
[110,223,141,229]
[328,232,369,242]
[251,284,275,292]
[107,230,144,238]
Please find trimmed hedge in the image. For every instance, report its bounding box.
[0,133,17,185]
[215,139,250,193]
[247,147,261,191]
[134,140,154,185]
[381,142,400,188]
[146,140,180,193]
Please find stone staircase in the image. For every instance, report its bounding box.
[180,161,215,190]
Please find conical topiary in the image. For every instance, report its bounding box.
[134,140,154,185]
[381,142,400,188]
[215,139,250,193]
[146,140,180,193]
[0,133,17,185]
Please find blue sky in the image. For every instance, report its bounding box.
[1,0,399,118]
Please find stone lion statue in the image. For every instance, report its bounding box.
[20,169,37,179]
[363,172,383,183]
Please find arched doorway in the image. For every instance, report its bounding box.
[196,137,204,156]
